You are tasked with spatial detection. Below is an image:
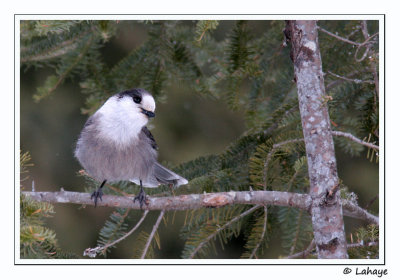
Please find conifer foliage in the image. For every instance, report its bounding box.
[20,20,379,259]
[20,151,77,259]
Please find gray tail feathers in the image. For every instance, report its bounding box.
[154,162,188,186]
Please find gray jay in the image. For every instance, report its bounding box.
[75,88,188,208]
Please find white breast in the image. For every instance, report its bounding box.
[96,96,148,148]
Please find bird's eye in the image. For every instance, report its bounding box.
[133,96,142,104]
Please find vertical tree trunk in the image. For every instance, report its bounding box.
[285,20,348,258]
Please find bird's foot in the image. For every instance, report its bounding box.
[168,184,176,196]
[91,188,103,207]
[134,187,148,210]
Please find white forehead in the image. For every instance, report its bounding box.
[98,92,156,116]
[141,94,156,112]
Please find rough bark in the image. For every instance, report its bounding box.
[285,20,348,258]
[21,190,378,225]
[22,190,310,211]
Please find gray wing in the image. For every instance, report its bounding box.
[140,126,188,187]
[141,126,158,150]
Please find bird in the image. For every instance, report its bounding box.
[74,88,188,209]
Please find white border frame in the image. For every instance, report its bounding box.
[15,14,385,265]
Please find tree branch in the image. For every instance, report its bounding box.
[141,210,165,259]
[286,239,315,259]
[355,22,379,63]
[326,71,375,85]
[318,27,361,46]
[263,138,304,190]
[83,209,149,258]
[286,20,348,258]
[22,189,378,225]
[289,210,305,255]
[22,189,310,211]
[326,70,369,91]
[189,205,261,258]
[347,241,378,249]
[341,199,379,225]
[250,206,268,259]
[331,130,379,150]
[284,236,379,258]
[360,20,379,100]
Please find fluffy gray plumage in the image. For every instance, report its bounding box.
[74,88,188,188]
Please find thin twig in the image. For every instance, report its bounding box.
[318,27,361,46]
[263,106,298,137]
[318,25,378,63]
[331,130,379,150]
[289,210,304,255]
[326,70,367,91]
[273,138,304,149]
[263,138,304,190]
[361,20,379,99]
[327,71,375,85]
[286,167,302,192]
[354,32,378,63]
[83,210,149,258]
[100,208,131,255]
[364,195,378,210]
[346,26,361,40]
[286,239,316,259]
[347,241,378,248]
[20,32,85,63]
[360,21,370,39]
[33,35,95,102]
[249,206,268,259]
[371,62,379,99]
[189,205,261,259]
[141,210,165,259]
[342,199,379,225]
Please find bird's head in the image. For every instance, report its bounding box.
[117,88,156,120]
[95,88,156,145]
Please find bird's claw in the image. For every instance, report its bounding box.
[91,189,103,207]
[134,188,148,210]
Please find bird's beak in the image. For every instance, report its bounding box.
[141,108,155,118]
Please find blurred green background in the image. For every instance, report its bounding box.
[20,21,379,258]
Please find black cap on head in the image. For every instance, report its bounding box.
[117,88,150,99]
[117,88,154,105]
